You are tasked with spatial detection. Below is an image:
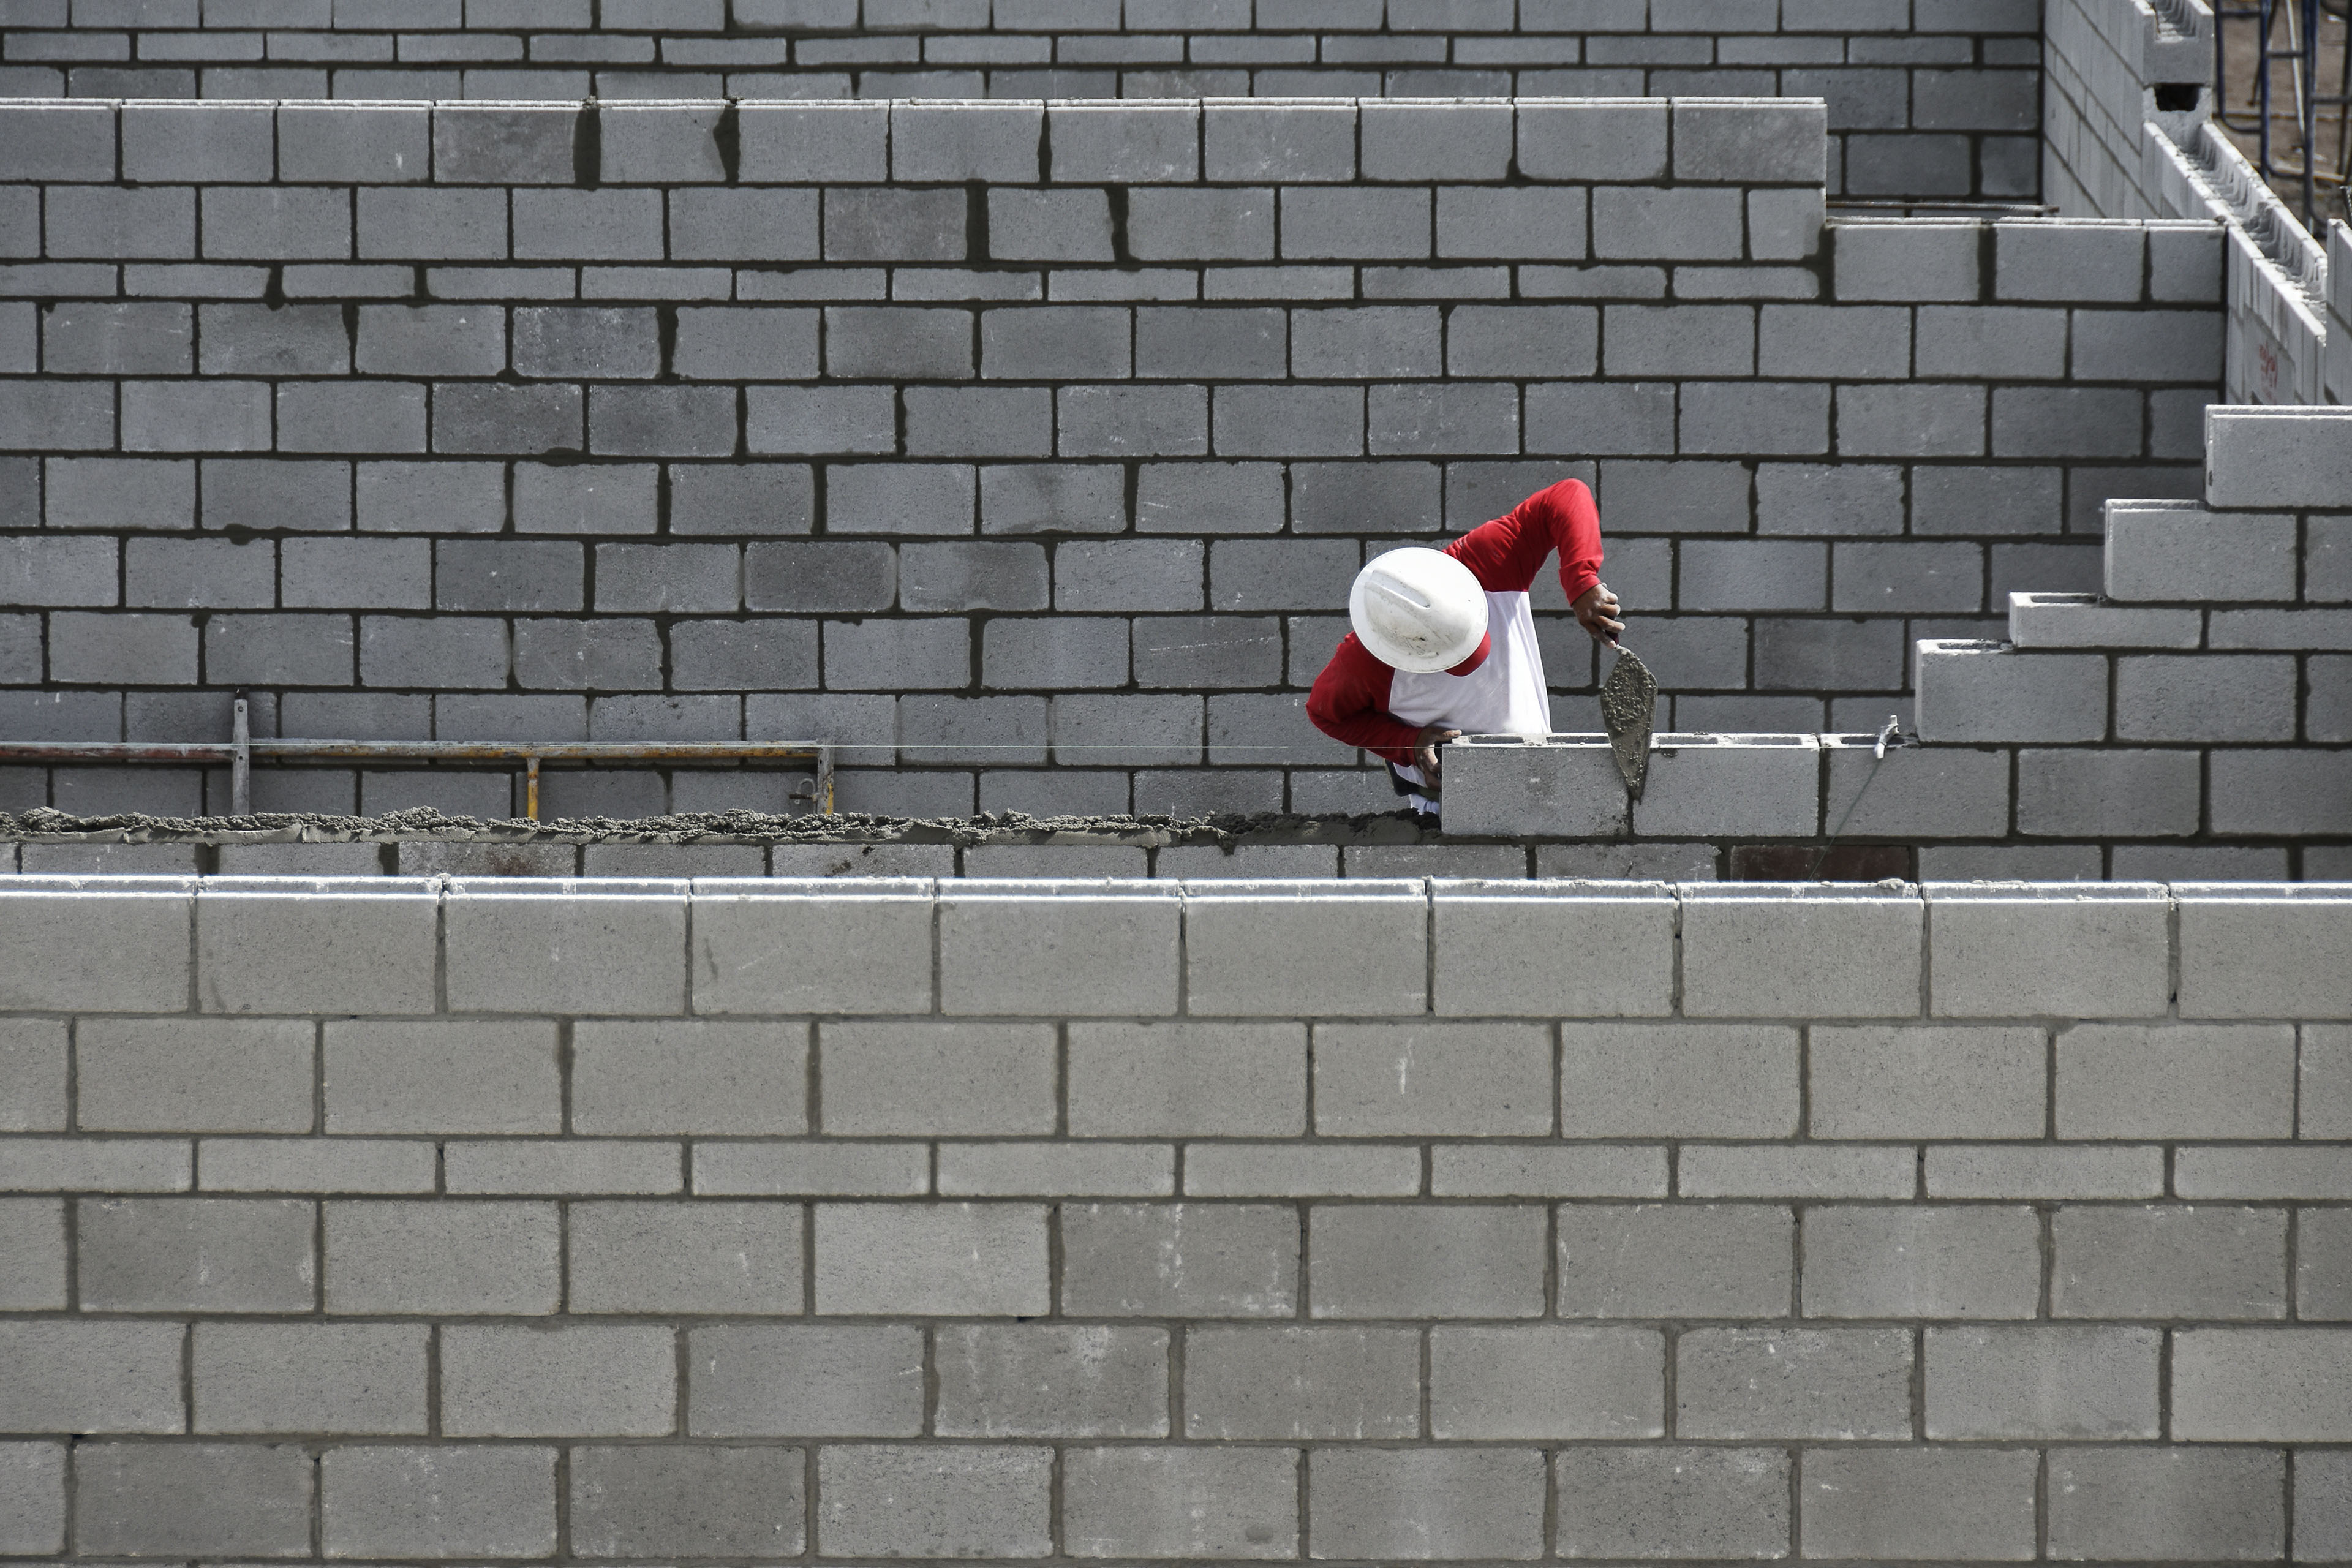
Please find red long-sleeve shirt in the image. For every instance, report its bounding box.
[1306,478,1604,763]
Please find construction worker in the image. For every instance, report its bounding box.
[1306,478,1621,816]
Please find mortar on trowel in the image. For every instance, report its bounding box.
[1593,579,1659,799]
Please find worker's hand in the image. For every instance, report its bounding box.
[1572,582,1624,645]
[1414,723,1462,788]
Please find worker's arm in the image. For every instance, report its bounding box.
[1306,635,1425,763]
[1445,477,1605,601]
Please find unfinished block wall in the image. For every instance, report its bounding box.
[0,0,2043,201]
[0,876,2348,1558]
[0,98,2224,824]
[2041,0,2210,222]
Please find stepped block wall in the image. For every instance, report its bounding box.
[1901,404,2352,879]
[0,0,2045,201]
[0,875,2347,1559]
[0,99,2225,824]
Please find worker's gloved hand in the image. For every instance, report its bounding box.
[1414,723,1463,789]
[1572,583,1625,645]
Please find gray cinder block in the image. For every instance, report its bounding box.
[197,878,437,1016]
[1559,1023,1799,1138]
[1183,1325,1419,1438]
[1308,1204,1545,1318]
[2052,1205,2288,1320]
[443,880,685,1014]
[76,1017,314,1134]
[321,1444,557,1559]
[570,1019,807,1136]
[820,1021,1053,1136]
[1558,1205,1793,1318]
[0,1022,66,1133]
[570,1446,805,1558]
[1680,884,1922,1019]
[934,1324,1169,1438]
[1430,737,1626,839]
[1059,1202,1298,1318]
[1185,881,1425,1015]
[687,1323,922,1438]
[569,1200,803,1314]
[818,1446,1053,1559]
[1308,1447,1544,1559]
[693,881,933,1015]
[73,1442,312,1558]
[1803,1204,2041,1318]
[1933,1322,2169,1435]
[939,883,1180,1016]
[1429,1323,1664,1438]
[2048,1448,2285,1562]
[1063,1445,1296,1558]
[1311,1021,1551,1136]
[1807,1025,2046,1139]
[813,1202,1048,1316]
[1635,733,1820,837]
[78,1196,314,1313]
[0,1441,62,1554]
[1800,1448,2038,1560]
[1678,1325,1913,1439]
[2056,1023,2295,1139]
[1205,100,1356,182]
[440,1322,676,1437]
[0,1319,184,1434]
[2105,501,2297,602]
[1553,1447,1790,1561]
[1913,641,2106,742]
[325,1020,559,1136]
[1927,883,2168,1018]
[192,1321,429,1436]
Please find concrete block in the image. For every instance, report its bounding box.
[1834,219,1980,300]
[1060,1202,1298,1318]
[1915,641,2106,742]
[0,102,115,182]
[1204,101,1355,182]
[1064,1446,1295,1558]
[1440,739,1627,838]
[1680,884,1922,1019]
[688,1323,924,1437]
[1994,220,2143,301]
[45,301,194,375]
[1679,1144,1915,1198]
[1311,1022,1550,1136]
[1281,187,1431,260]
[1517,100,1668,180]
[444,1137,677,1196]
[2105,502,2296,602]
[2048,1449,2284,1562]
[1360,100,1513,181]
[1183,1325,1419,1438]
[1801,1449,2039,1560]
[197,1138,432,1196]
[2304,1206,2352,1317]
[77,1017,314,1134]
[820,1021,1053,1137]
[1804,1204,2041,1318]
[195,878,436,1016]
[321,1445,554,1558]
[1185,881,1425,1016]
[734,101,888,181]
[570,1446,804,1558]
[569,1200,802,1314]
[2015,747,2202,838]
[440,1323,674,1437]
[1670,98,1826,185]
[2174,1147,2352,1200]
[818,1446,1053,1559]
[443,880,684,1014]
[2205,404,2352,508]
[2007,592,2200,649]
[1559,1023,1799,1138]
[0,1320,184,1433]
[815,1202,1048,1316]
[46,186,196,261]
[1927,883,2169,1018]
[73,1442,312,1558]
[1809,1024,2046,1138]
[2173,1327,2352,1439]
[0,882,189,1012]
[1429,1324,1664,1438]
[1558,1204,1792,1318]
[0,1138,191,1195]
[0,1197,64,1308]
[825,189,968,264]
[324,1020,557,1136]
[1309,1447,1544,1560]
[79,1195,312,1313]
[2053,1205,2287,1319]
[192,1322,427,1435]
[1676,1326,1913,1439]
[1128,188,1272,263]
[1308,1204,1544,1318]
[2309,1023,2352,1139]
[1067,1022,1305,1137]
[2057,1022,2295,1139]
[1553,1447,1790,1561]
[1051,101,1197,182]
[2301,1450,2352,1562]
[2176,887,2352,1018]
[0,1441,62,1554]
[1635,733,1821,836]
[570,1019,805,1137]
[935,1324,1169,1438]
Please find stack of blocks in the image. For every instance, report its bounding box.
[0,875,2349,1555]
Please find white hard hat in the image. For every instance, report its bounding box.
[1349,547,1490,674]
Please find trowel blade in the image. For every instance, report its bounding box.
[1598,646,1658,800]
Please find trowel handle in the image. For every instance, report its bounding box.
[1595,580,1625,653]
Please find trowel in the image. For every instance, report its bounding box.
[1593,582,1657,800]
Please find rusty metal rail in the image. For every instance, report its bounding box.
[0,696,834,820]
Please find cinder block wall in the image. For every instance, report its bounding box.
[0,0,2042,202]
[0,99,2224,823]
[0,875,2347,1558]
[2041,0,2211,221]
